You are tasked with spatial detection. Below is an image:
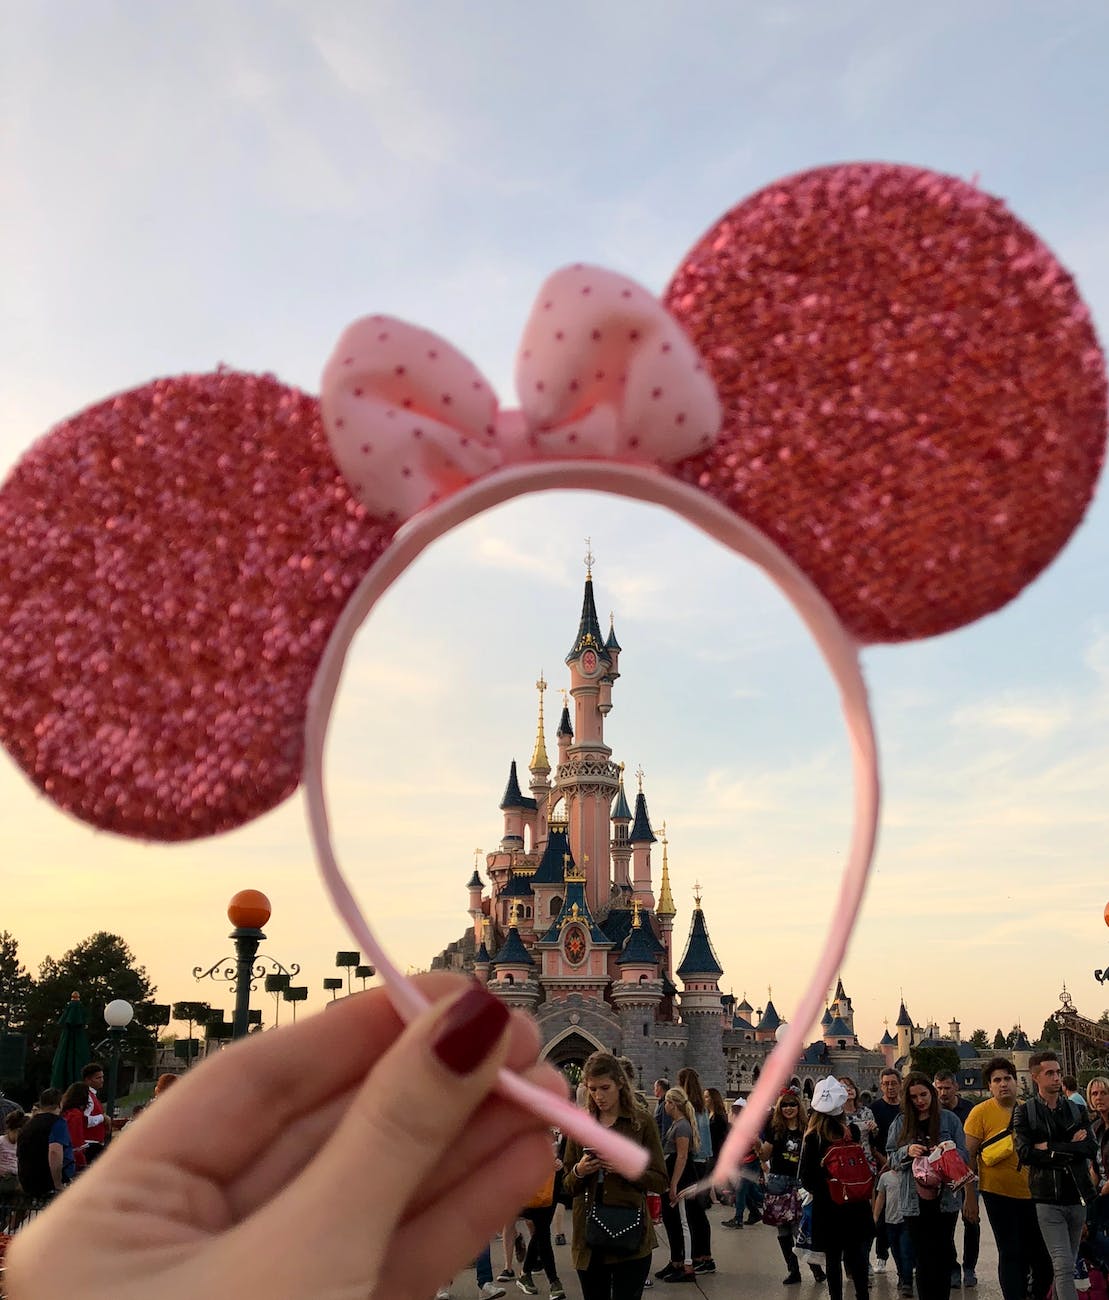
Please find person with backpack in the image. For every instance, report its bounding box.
[799,1076,873,1300]
[885,1072,968,1300]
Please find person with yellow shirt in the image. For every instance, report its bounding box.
[963,1057,1052,1300]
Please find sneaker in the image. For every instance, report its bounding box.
[963,1268,977,1288]
[550,1286,566,1300]
[1075,1257,1092,1292]
[721,1217,743,1228]
[872,1257,886,1273]
[435,1291,452,1300]
[516,1276,538,1296]
[480,1287,508,1300]
[783,1272,802,1287]
[898,1285,914,1298]
[655,1264,681,1280]
[554,1233,566,1245]
[950,1268,962,1289]
[811,1265,826,1282]
[693,1259,716,1274]
[663,1272,696,1285]
[496,1271,516,1283]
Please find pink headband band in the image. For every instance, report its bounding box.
[1,162,1105,1180]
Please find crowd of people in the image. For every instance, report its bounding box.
[1,976,1108,1300]
[465,1050,1109,1300]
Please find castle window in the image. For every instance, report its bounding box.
[550,896,563,918]
[643,1022,649,1037]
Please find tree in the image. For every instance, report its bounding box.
[1037,1018,1061,1049]
[968,1028,990,1052]
[0,932,33,1032]
[23,933,158,1092]
[909,1044,960,1079]
[993,1029,1006,1050]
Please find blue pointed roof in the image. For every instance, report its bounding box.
[756,999,781,1032]
[880,1028,896,1045]
[629,790,656,844]
[1014,1030,1032,1051]
[957,1042,978,1059]
[602,905,665,958]
[732,1015,755,1033]
[605,618,622,653]
[566,575,611,664]
[499,872,534,898]
[557,705,573,738]
[491,926,534,967]
[475,941,490,964]
[895,1000,913,1028]
[467,868,483,889]
[611,783,632,821]
[539,876,608,944]
[826,1016,852,1037]
[617,919,658,966]
[532,825,573,885]
[500,760,527,810]
[821,1007,833,1026]
[676,906,724,979]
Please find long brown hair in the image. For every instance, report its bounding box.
[705,1087,728,1120]
[806,1111,849,1145]
[583,1051,637,1122]
[900,1071,941,1146]
[677,1067,706,1115]
[768,1091,807,1138]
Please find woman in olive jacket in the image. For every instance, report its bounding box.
[563,1052,668,1300]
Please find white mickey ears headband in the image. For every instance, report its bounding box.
[1,163,1105,1179]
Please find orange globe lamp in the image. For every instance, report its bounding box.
[1104,900,1109,928]
[228,889,272,930]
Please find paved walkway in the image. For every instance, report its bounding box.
[441,1202,1006,1299]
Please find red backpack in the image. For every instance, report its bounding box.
[821,1138,875,1205]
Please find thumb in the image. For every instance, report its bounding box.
[226,983,516,1291]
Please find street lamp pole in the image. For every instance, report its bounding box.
[97,999,134,1142]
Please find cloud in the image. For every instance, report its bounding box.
[951,693,1074,739]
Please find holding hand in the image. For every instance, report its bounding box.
[7,974,561,1300]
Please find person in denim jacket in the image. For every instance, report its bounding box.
[885,1073,968,1300]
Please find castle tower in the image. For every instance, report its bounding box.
[490,905,540,1011]
[755,995,782,1044]
[528,675,552,845]
[467,856,485,947]
[655,822,676,979]
[895,998,914,1063]
[676,886,725,1088]
[611,898,664,1089]
[561,551,620,915]
[629,771,657,909]
[610,765,633,892]
[948,1018,961,1044]
[530,804,572,933]
[473,918,492,985]
[879,1022,897,1067]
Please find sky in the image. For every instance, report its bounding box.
[2,1,1108,1048]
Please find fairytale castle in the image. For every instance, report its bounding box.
[430,559,994,1098]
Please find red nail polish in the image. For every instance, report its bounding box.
[433,985,509,1075]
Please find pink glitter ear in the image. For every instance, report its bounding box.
[666,162,1107,644]
[0,370,392,839]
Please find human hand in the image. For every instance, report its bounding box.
[1034,1141,1048,1151]
[1075,1128,1088,1142]
[6,974,561,1300]
[907,1144,927,1158]
[963,1199,979,1226]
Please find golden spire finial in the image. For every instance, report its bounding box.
[631,896,642,928]
[767,984,773,1002]
[635,764,645,793]
[530,673,550,772]
[563,851,586,882]
[584,537,594,578]
[693,879,702,909]
[657,824,676,918]
[473,848,482,871]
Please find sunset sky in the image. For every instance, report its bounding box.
[2,1,1108,1048]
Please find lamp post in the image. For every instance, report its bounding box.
[1095,902,1109,984]
[323,977,343,1001]
[334,951,376,996]
[283,985,308,1022]
[193,890,300,1040]
[96,999,133,1142]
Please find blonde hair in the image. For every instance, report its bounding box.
[1086,1076,1109,1107]
[664,1087,702,1153]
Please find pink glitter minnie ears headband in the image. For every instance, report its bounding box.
[0,163,1105,1181]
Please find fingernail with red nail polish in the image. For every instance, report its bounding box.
[433,985,510,1075]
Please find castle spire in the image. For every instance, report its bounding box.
[656,821,676,917]
[530,673,550,772]
[566,549,608,664]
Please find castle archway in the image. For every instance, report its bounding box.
[542,1026,607,1071]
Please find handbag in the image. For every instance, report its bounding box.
[762,1185,802,1226]
[978,1114,1015,1168]
[585,1174,644,1257]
